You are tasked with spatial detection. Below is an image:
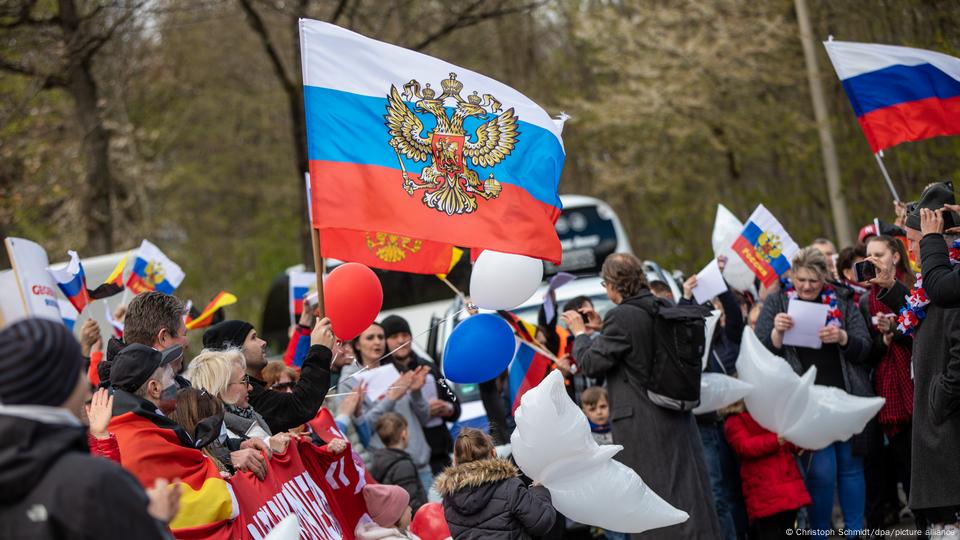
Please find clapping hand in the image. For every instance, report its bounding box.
[146,478,182,524]
[386,371,415,401]
[338,383,365,418]
[409,366,430,392]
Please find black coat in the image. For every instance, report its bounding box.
[436,458,555,540]
[0,413,168,540]
[368,448,427,512]
[920,233,960,307]
[571,290,722,540]
[248,344,331,433]
[879,248,960,511]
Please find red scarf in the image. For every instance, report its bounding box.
[868,285,914,437]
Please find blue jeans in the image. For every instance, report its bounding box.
[698,422,739,540]
[801,440,865,538]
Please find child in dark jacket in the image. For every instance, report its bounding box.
[369,412,428,512]
[435,428,556,540]
[724,404,812,539]
[581,386,613,445]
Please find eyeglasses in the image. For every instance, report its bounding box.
[600,280,608,288]
[229,375,250,387]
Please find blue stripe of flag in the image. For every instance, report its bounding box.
[841,63,960,117]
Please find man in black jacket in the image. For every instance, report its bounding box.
[203,318,334,434]
[0,319,172,539]
[381,314,461,475]
[871,182,960,532]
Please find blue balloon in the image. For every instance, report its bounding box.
[443,314,516,384]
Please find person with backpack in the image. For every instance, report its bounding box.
[564,252,722,539]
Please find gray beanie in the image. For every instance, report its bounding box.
[0,318,84,406]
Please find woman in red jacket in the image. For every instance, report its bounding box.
[725,403,811,539]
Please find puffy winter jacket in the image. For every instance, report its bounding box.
[724,412,812,521]
[369,448,428,512]
[435,458,555,540]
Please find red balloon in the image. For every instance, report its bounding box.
[323,263,383,340]
[410,502,451,540]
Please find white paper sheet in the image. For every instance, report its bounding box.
[354,363,401,401]
[692,259,729,304]
[783,299,829,349]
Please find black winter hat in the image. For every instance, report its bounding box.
[0,318,83,406]
[202,320,254,350]
[905,181,958,231]
[380,315,411,338]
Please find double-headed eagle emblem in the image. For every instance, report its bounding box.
[384,72,518,216]
[755,231,784,263]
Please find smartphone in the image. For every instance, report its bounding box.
[854,260,877,282]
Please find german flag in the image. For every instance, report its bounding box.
[88,252,128,300]
[109,390,237,531]
[185,291,237,330]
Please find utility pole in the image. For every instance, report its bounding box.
[795,0,854,246]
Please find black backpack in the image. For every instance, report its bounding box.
[626,296,710,411]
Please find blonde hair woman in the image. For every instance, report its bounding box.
[186,349,284,451]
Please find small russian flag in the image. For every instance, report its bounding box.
[48,251,91,314]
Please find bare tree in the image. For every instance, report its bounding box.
[0,0,140,253]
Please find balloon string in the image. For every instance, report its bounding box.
[327,307,470,395]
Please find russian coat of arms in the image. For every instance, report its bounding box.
[143,260,166,287]
[384,72,518,216]
[754,231,783,263]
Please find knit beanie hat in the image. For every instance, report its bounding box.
[202,320,254,351]
[380,315,412,339]
[0,318,83,406]
[362,484,410,527]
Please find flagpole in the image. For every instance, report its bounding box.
[311,227,325,319]
[873,152,902,202]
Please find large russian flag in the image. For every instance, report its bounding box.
[299,20,564,264]
[824,40,960,153]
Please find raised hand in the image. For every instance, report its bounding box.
[79,319,102,357]
[561,310,586,335]
[682,274,697,301]
[338,383,365,418]
[920,207,944,236]
[86,388,114,440]
[866,254,896,290]
[386,371,414,401]
[311,317,336,349]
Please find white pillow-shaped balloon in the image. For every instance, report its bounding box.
[469,250,544,310]
[736,328,806,432]
[546,459,689,534]
[264,514,300,540]
[692,373,754,415]
[702,310,722,370]
[781,385,885,450]
[511,371,688,533]
[773,368,815,434]
[712,204,757,292]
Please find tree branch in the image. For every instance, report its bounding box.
[0,55,65,87]
[0,0,59,27]
[411,0,548,51]
[237,0,295,92]
[76,1,144,64]
[329,0,349,25]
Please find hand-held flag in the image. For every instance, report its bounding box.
[126,240,185,295]
[731,205,800,287]
[300,20,564,267]
[185,291,237,330]
[824,40,960,153]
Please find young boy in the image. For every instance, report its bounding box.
[581,386,612,445]
[369,412,427,511]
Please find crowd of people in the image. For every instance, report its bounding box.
[0,181,957,539]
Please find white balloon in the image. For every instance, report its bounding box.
[781,385,885,450]
[702,310,722,370]
[712,204,756,292]
[264,514,300,540]
[691,373,754,415]
[510,371,688,534]
[736,328,804,432]
[736,328,884,448]
[469,251,544,310]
